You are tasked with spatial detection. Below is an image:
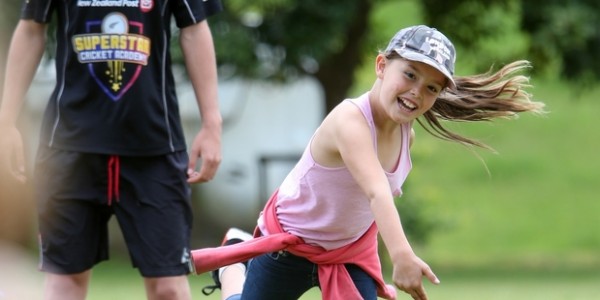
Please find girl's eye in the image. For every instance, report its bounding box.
[404,71,416,79]
[428,85,439,94]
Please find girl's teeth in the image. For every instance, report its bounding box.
[401,99,416,110]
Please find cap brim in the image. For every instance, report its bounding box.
[394,49,456,90]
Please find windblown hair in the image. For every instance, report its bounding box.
[403,58,546,150]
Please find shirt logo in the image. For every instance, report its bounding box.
[72,13,151,101]
[140,0,153,12]
[77,0,150,11]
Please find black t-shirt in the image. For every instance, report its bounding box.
[21,0,222,155]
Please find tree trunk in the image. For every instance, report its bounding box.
[314,0,373,114]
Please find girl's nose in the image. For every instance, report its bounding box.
[410,86,422,100]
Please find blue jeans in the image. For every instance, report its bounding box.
[227,251,377,300]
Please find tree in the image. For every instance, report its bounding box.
[420,0,600,87]
[419,0,529,73]
[202,0,376,113]
[521,0,600,84]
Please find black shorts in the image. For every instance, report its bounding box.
[34,146,194,277]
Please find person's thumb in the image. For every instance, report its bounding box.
[187,153,198,175]
[423,267,440,285]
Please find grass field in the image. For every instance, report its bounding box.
[406,77,600,271]
[8,255,595,299]
[80,258,600,300]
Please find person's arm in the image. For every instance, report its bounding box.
[179,20,222,183]
[313,102,438,300]
[0,20,47,182]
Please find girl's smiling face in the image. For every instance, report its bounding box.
[375,54,447,125]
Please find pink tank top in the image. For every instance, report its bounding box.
[258,93,413,250]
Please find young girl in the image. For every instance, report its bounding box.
[192,25,545,300]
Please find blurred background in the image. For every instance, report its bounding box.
[1,0,599,299]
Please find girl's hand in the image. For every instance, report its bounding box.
[392,252,439,300]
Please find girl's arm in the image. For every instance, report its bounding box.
[312,102,438,299]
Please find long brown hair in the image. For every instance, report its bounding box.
[415,59,546,150]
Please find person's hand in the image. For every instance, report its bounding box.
[391,252,439,300]
[0,124,26,183]
[186,127,221,183]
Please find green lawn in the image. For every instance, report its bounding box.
[405,77,600,271]
[426,269,600,300]
[82,259,600,300]
[8,255,597,300]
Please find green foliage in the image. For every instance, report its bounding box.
[200,0,382,112]
[395,194,440,245]
[209,0,366,80]
[521,0,600,86]
[420,0,529,73]
[419,0,600,89]
[350,0,424,96]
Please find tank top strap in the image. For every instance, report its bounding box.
[346,93,377,151]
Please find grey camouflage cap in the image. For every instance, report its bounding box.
[385,25,456,89]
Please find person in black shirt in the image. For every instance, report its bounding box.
[0,0,223,298]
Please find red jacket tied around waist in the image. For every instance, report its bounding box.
[191,190,397,300]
